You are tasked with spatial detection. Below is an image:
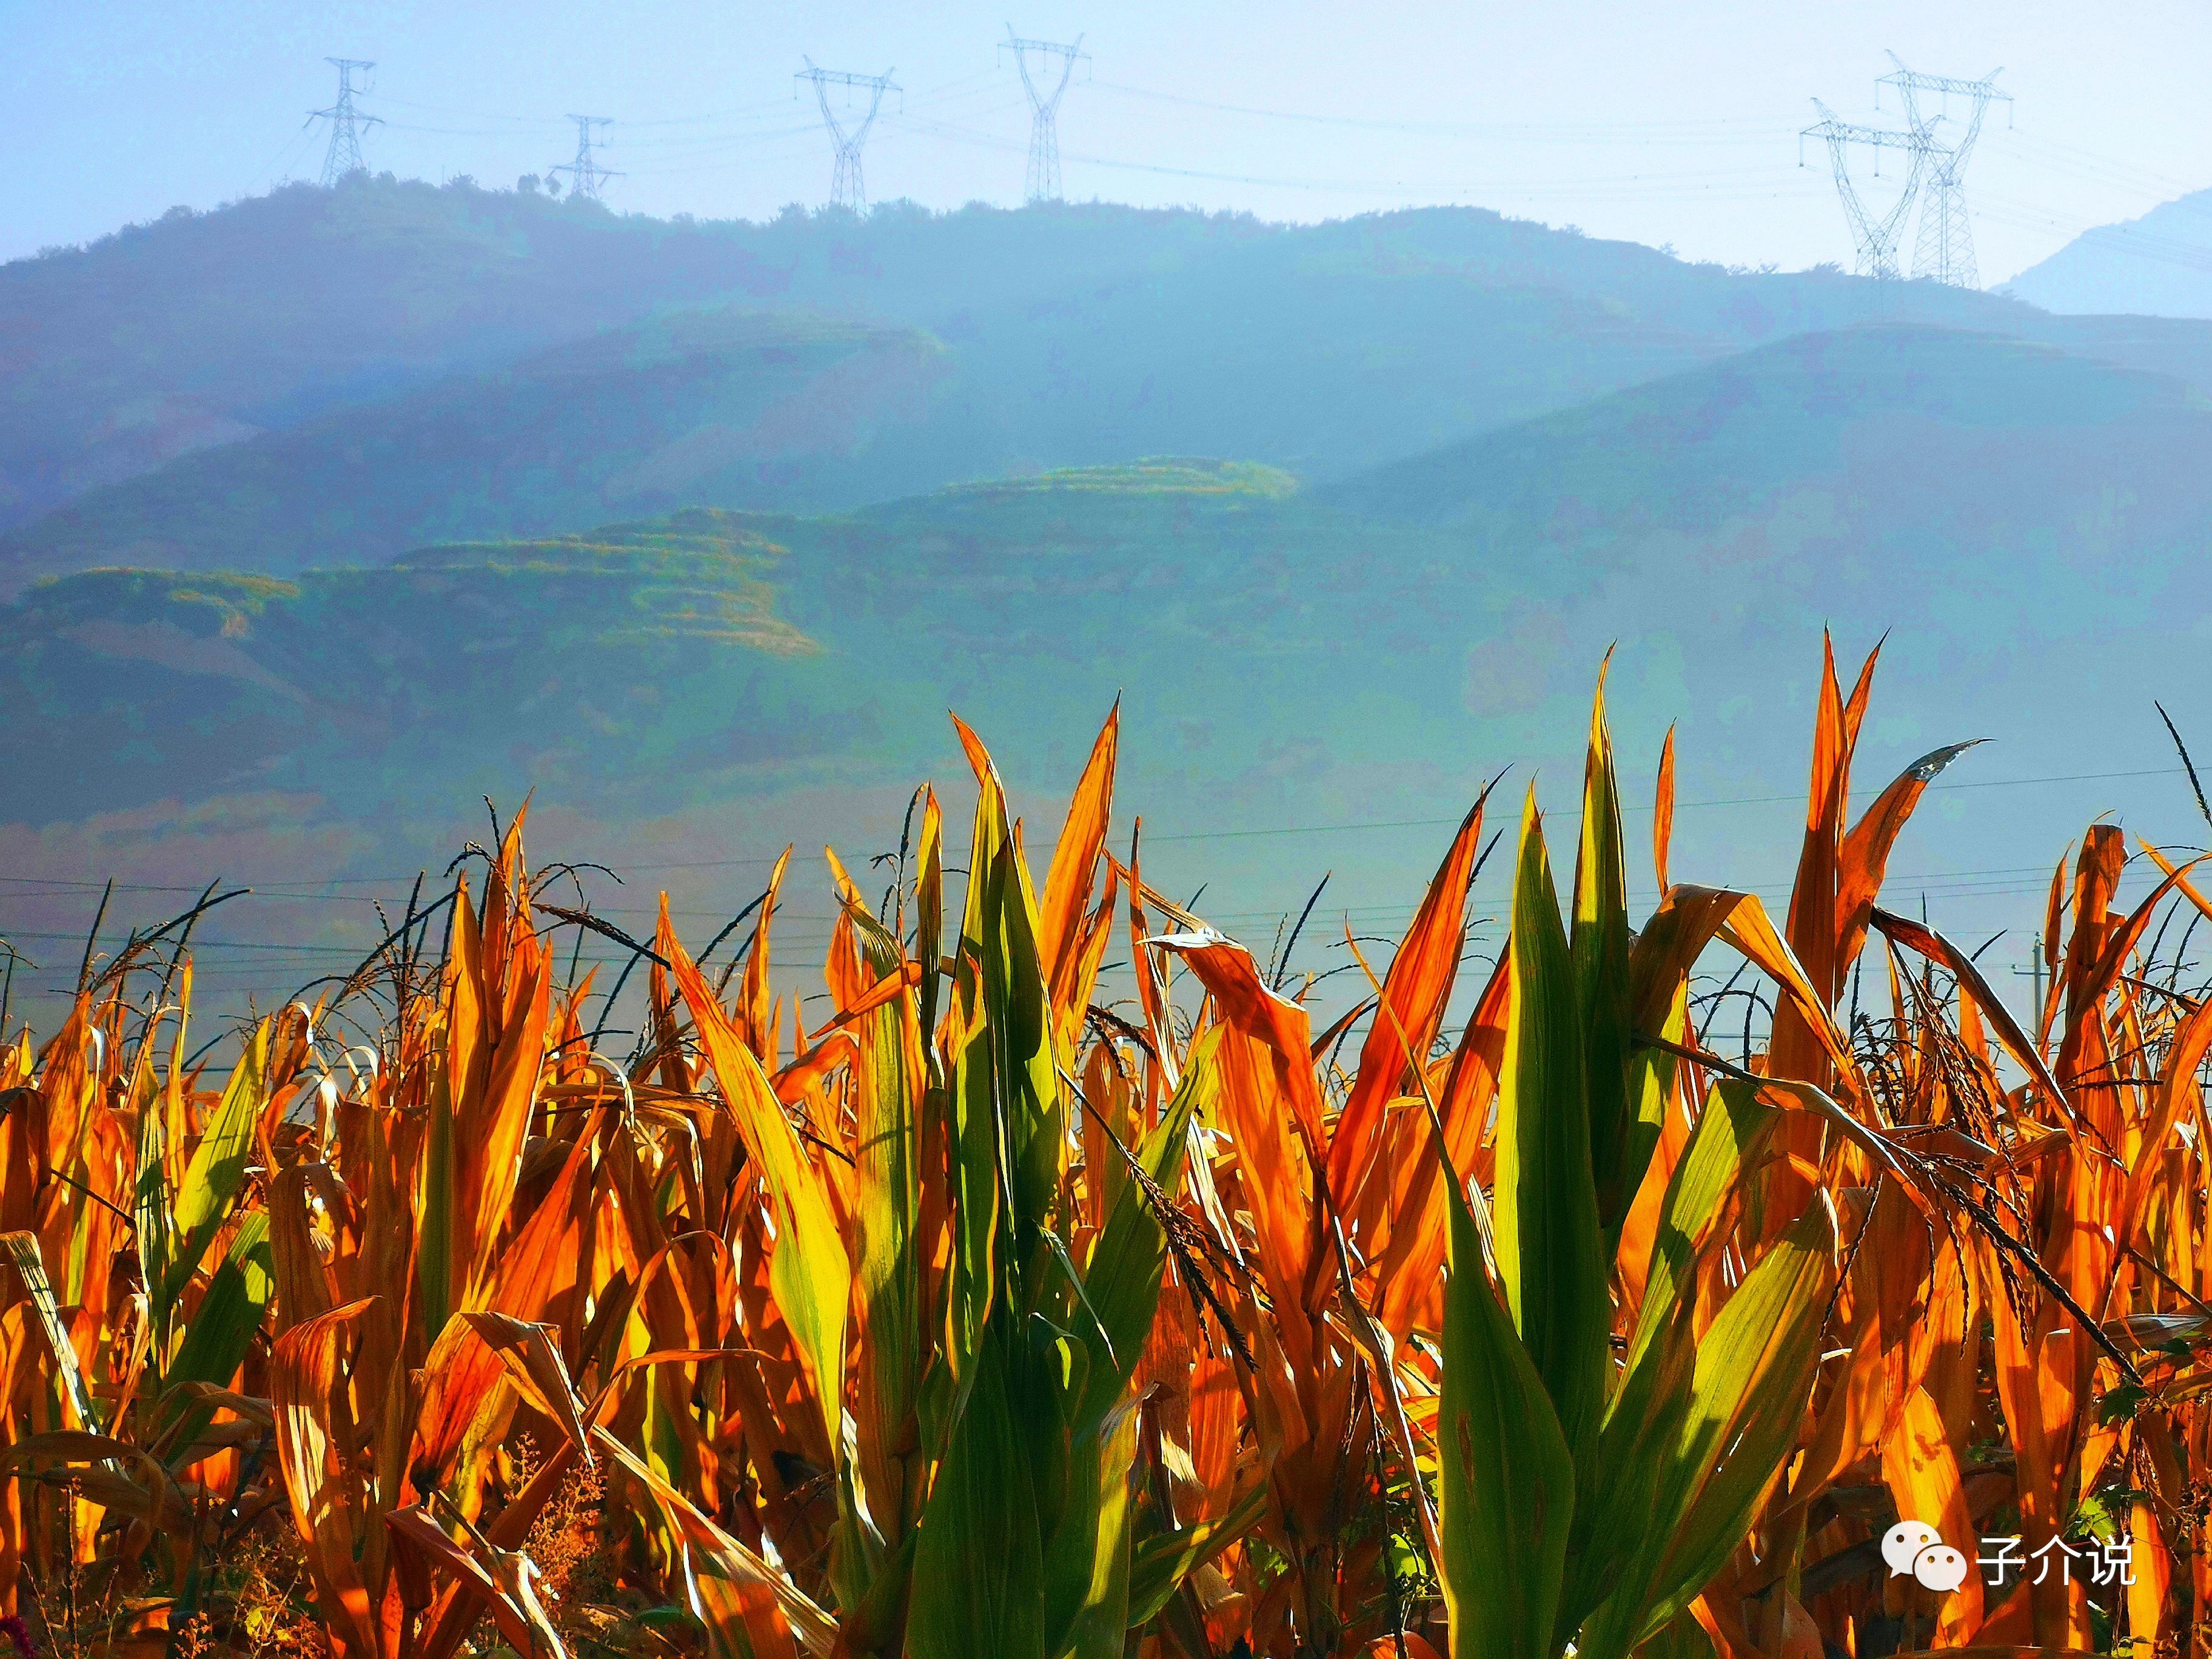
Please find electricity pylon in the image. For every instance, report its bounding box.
[311,58,381,185]
[797,60,900,212]
[551,115,620,200]
[1880,55,2010,288]
[1002,27,1087,203]
[1800,98,1925,280]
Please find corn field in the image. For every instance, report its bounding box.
[5,642,2211,1658]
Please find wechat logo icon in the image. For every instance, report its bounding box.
[1882,1520,1968,1592]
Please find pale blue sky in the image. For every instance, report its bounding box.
[4,1,2207,280]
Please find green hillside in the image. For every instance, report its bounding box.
[0,511,858,821]
[1317,320,2212,669]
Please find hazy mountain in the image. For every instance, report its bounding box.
[0,311,957,588]
[12,187,2212,1018]
[2002,189,2212,318]
[0,172,2103,569]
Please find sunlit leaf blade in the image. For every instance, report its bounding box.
[1573,667,1638,1242]
[668,931,851,1449]
[1124,1483,1267,1630]
[2,1230,99,1432]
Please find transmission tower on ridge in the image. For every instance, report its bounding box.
[1879,55,2010,288]
[1799,98,1925,280]
[1002,27,1087,203]
[551,115,621,200]
[311,58,381,185]
[797,60,900,212]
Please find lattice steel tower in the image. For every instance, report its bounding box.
[798,60,900,212]
[1002,28,1087,203]
[552,115,621,200]
[1800,99,1925,280]
[1880,55,2010,287]
[312,59,381,185]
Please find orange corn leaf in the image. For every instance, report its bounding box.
[1880,1385,1984,1643]
[271,1298,382,1659]
[385,1506,566,1659]
[1834,740,1984,982]
[667,925,850,1448]
[593,1426,833,1657]
[1038,703,1119,1013]
[1327,795,1486,1219]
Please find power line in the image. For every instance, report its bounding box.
[1089,79,1801,142]
[310,58,382,186]
[891,109,1800,201]
[0,763,2185,918]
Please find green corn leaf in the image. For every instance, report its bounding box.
[997,841,1066,1256]
[1436,1170,1577,1658]
[1635,1611,1719,1659]
[1069,1036,1209,1432]
[947,1008,1005,1390]
[1493,786,1609,1463]
[161,1212,275,1443]
[1042,1398,1142,1659]
[1574,1200,1837,1659]
[1572,672,1638,1244]
[842,897,922,1586]
[1617,984,1688,1270]
[1124,1483,1268,1631]
[158,1019,269,1319]
[905,1342,1047,1659]
[948,780,1016,1384]
[1563,1082,1783,1637]
[416,1058,457,1352]
[130,1045,173,1339]
[1622,1083,1780,1377]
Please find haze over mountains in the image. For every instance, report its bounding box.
[5,172,2212,1010]
[8,172,2182,583]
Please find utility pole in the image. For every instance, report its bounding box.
[1800,98,1924,280]
[1879,55,2011,288]
[551,115,620,201]
[2011,933,2048,1034]
[1001,27,1088,203]
[311,58,382,186]
[797,59,900,212]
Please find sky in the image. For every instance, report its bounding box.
[4,0,2208,281]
